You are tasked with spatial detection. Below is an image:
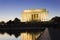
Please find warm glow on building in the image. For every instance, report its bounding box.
[21,9,48,22]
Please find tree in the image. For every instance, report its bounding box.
[51,16,60,23]
[0,21,5,25]
[13,17,20,23]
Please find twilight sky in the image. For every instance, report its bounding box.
[0,0,60,22]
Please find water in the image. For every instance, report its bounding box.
[0,33,22,40]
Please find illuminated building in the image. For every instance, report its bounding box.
[21,9,48,22]
[21,9,48,40]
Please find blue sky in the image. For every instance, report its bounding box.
[0,0,60,22]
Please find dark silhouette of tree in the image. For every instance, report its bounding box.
[50,16,60,23]
[6,20,12,24]
[13,17,20,23]
[0,21,5,25]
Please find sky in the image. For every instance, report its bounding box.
[0,0,60,22]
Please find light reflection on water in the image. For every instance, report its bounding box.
[0,33,22,40]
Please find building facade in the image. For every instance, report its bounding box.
[21,9,48,22]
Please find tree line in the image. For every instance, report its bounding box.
[0,16,60,37]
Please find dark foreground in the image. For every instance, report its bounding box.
[0,16,60,39]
